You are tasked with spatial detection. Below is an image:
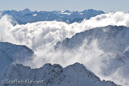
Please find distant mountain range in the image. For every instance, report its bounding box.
[0,8,104,24]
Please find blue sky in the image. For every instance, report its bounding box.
[0,0,128,12]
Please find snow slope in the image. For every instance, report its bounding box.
[56,25,129,86]
[0,42,34,80]
[0,9,104,24]
[0,63,118,86]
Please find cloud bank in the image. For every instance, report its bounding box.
[1,11,129,50]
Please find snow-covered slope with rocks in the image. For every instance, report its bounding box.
[56,25,129,86]
[0,42,34,80]
[0,9,104,24]
[0,63,118,86]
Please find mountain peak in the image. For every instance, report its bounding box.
[21,8,31,14]
[22,8,30,12]
[63,10,71,13]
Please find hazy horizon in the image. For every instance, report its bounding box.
[0,0,128,12]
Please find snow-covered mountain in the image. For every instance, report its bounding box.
[56,25,129,50]
[0,63,118,86]
[0,9,104,24]
[0,42,34,80]
[56,25,129,86]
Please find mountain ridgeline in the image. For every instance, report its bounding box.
[0,63,118,86]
